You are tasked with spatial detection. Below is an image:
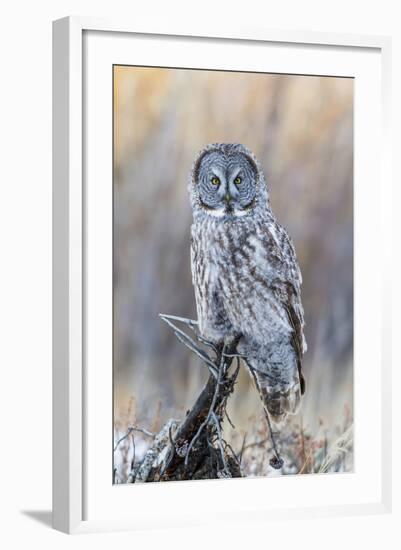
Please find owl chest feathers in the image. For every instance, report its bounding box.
[191,215,293,344]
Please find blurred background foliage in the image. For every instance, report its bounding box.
[113,66,353,473]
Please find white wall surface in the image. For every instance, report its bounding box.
[0,0,399,548]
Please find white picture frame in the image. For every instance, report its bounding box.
[52,16,392,534]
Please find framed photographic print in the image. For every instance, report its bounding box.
[52,17,392,533]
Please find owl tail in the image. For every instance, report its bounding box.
[239,337,303,424]
[245,359,302,425]
[256,375,301,425]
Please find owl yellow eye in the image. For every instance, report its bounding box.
[234,176,242,185]
[211,176,220,186]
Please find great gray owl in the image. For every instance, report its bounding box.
[188,143,307,424]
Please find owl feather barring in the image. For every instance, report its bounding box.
[188,143,307,424]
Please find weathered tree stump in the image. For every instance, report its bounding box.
[129,318,243,482]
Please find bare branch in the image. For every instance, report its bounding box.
[160,314,218,375]
[224,406,236,429]
[159,313,198,326]
[223,439,242,468]
[211,412,230,477]
[173,331,218,378]
[160,313,218,353]
[239,433,247,465]
[184,344,226,467]
[113,426,154,452]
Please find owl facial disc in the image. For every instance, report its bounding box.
[193,146,260,218]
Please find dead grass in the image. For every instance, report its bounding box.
[113,398,353,483]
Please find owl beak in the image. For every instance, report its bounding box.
[224,192,234,213]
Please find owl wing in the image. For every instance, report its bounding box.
[239,219,306,422]
[261,220,306,394]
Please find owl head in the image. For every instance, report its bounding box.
[189,143,269,220]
